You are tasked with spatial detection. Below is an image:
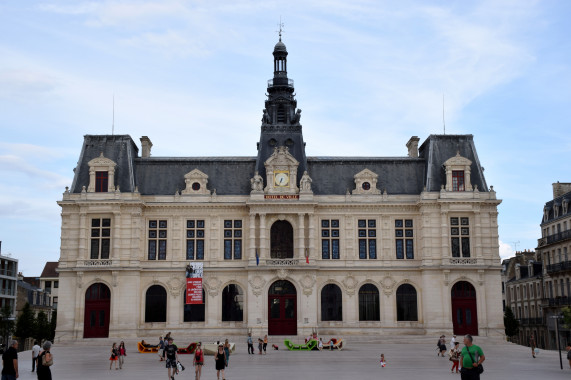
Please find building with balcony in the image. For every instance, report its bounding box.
[55,37,504,341]
[536,182,571,349]
[0,243,18,319]
[502,250,546,348]
[16,274,53,318]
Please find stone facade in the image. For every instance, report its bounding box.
[55,38,504,342]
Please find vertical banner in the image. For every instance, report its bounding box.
[185,263,204,305]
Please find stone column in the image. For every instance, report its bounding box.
[297,213,305,260]
[259,214,267,260]
[308,214,316,261]
[79,211,87,261]
[249,213,256,260]
[112,211,121,262]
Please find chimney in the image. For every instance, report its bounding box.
[553,182,571,198]
[140,136,153,158]
[406,136,420,158]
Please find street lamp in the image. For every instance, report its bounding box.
[549,314,564,370]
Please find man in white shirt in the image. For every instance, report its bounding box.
[32,341,41,372]
[450,335,457,348]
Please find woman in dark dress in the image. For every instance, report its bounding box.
[214,344,227,380]
[36,341,53,380]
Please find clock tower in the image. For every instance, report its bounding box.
[255,35,307,187]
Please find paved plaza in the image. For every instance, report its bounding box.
[14,338,570,380]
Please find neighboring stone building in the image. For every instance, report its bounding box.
[537,182,571,349]
[40,262,59,310]
[55,37,504,341]
[502,250,546,348]
[16,274,53,318]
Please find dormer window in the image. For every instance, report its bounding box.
[443,152,473,192]
[87,153,116,193]
[95,171,109,192]
[452,171,465,191]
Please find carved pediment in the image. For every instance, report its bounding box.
[264,146,299,167]
[352,168,380,195]
[444,151,472,167]
[88,153,117,169]
[182,168,210,195]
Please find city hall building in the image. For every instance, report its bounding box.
[56,38,504,341]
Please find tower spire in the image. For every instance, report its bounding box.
[277,17,284,42]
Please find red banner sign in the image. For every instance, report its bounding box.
[186,278,203,304]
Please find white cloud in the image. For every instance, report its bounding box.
[499,240,515,260]
[0,155,71,189]
[0,69,58,99]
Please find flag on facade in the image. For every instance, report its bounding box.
[256,249,259,266]
[306,248,309,264]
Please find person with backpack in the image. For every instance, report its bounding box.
[36,341,53,380]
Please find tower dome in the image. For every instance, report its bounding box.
[273,40,287,54]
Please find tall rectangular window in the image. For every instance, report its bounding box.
[395,219,414,259]
[95,171,108,192]
[186,220,205,260]
[452,171,465,191]
[321,219,340,259]
[223,220,242,260]
[358,219,377,259]
[90,218,111,259]
[148,220,167,260]
[450,217,470,257]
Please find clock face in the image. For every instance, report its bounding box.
[274,171,289,187]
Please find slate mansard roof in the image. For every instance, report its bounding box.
[69,134,489,196]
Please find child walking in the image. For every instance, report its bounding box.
[109,343,119,370]
[380,353,386,367]
[449,341,460,373]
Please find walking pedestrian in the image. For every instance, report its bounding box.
[450,335,457,347]
[460,334,485,380]
[109,342,119,370]
[118,341,127,369]
[258,338,263,354]
[437,335,447,357]
[36,341,53,380]
[223,339,230,367]
[158,336,165,361]
[380,353,386,367]
[1,340,18,380]
[31,341,40,372]
[164,337,178,380]
[193,342,204,380]
[529,334,536,358]
[214,344,227,380]
[449,341,461,373]
[318,338,323,351]
[263,335,268,354]
[247,333,254,354]
[566,345,571,369]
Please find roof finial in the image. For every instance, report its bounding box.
[277,17,284,42]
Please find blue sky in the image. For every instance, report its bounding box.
[1,0,570,275]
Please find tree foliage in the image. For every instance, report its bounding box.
[562,307,571,330]
[504,306,519,338]
[0,306,15,346]
[34,311,50,342]
[15,302,35,342]
[48,310,57,341]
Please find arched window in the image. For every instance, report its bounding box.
[184,289,205,322]
[358,284,380,321]
[222,284,243,322]
[396,284,418,321]
[145,285,167,323]
[321,284,342,321]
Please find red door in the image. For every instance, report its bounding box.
[451,281,478,336]
[268,280,297,335]
[84,283,111,338]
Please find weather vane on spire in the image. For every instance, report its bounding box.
[277,17,284,41]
